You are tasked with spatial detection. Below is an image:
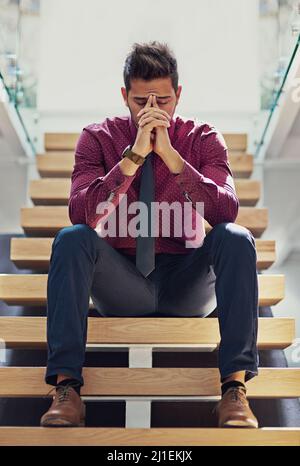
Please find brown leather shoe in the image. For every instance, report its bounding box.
[213,386,258,428]
[40,384,86,427]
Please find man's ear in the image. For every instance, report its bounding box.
[121,87,129,107]
[175,85,182,105]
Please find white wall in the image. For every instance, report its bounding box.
[37,0,260,135]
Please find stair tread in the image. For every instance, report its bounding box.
[0,273,285,307]
[0,316,294,349]
[20,206,268,238]
[0,427,299,446]
[36,152,254,178]
[29,178,261,206]
[44,132,248,152]
[10,237,276,270]
[0,367,299,397]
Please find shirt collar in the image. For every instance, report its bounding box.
[129,113,176,143]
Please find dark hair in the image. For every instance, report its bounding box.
[123,41,178,94]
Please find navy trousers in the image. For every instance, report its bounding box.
[45,222,259,387]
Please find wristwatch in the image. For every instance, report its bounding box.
[121,145,145,166]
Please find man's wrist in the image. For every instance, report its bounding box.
[161,147,185,174]
[119,157,140,176]
[131,145,143,157]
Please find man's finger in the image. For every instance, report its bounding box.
[137,95,153,117]
[145,94,153,109]
[139,112,169,125]
[141,119,170,131]
[137,107,171,120]
[152,95,159,108]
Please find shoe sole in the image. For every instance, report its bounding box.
[222,420,258,428]
[40,418,85,427]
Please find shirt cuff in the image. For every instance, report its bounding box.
[102,160,137,193]
[173,159,204,191]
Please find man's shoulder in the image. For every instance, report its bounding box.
[83,116,129,132]
[175,114,221,137]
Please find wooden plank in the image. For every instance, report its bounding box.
[223,133,247,151]
[257,274,285,305]
[10,237,54,269]
[20,206,268,237]
[37,153,74,178]
[230,153,253,178]
[29,178,71,206]
[0,427,299,446]
[44,133,79,151]
[10,237,275,270]
[29,178,261,207]
[0,367,299,397]
[0,317,294,349]
[44,132,248,152]
[235,179,260,206]
[0,274,285,306]
[36,152,254,178]
[255,239,276,269]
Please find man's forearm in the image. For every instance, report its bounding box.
[119,146,185,176]
[119,157,140,176]
[159,147,185,174]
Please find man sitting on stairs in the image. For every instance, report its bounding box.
[40,40,259,429]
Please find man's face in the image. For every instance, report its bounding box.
[121,77,182,129]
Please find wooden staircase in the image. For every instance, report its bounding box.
[0,132,299,446]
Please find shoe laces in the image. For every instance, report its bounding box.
[228,387,248,405]
[46,382,81,402]
[211,386,247,414]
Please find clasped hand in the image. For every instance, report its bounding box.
[136,94,173,158]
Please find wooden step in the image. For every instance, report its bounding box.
[10,238,276,270]
[0,426,299,446]
[0,367,298,397]
[36,152,254,179]
[37,152,74,178]
[29,178,71,206]
[0,427,299,446]
[230,153,253,178]
[44,132,248,152]
[0,316,294,349]
[0,274,285,307]
[223,133,247,151]
[20,206,268,237]
[29,178,261,207]
[45,132,79,151]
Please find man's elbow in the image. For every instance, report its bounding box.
[213,195,239,225]
[68,199,87,226]
[227,195,239,223]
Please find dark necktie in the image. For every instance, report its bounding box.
[135,151,155,277]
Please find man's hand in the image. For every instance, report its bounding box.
[132,95,170,157]
[136,95,173,158]
[149,95,173,158]
[135,94,185,174]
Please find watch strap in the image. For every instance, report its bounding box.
[122,145,145,166]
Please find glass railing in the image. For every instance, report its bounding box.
[0,0,40,156]
[254,0,300,158]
